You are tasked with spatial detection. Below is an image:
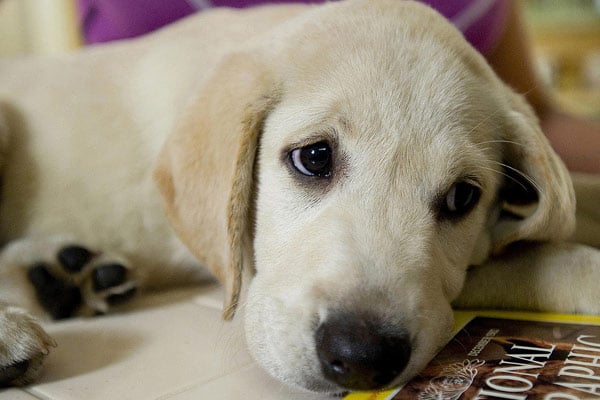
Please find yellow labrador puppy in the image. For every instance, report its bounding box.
[0,0,599,393]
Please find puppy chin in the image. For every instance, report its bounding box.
[246,334,340,394]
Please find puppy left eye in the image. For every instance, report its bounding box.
[289,141,332,178]
[442,181,481,218]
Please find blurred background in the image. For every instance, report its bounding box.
[525,0,600,117]
[0,0,598,117]
[0,0,80,56]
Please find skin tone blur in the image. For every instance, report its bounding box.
[487,0,600,174]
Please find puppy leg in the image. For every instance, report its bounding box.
[454,242,600,314]
[0,303,55,386]
[0,105,55,386]
[0,236,140,320]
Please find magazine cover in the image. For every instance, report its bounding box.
[345,311,600,400]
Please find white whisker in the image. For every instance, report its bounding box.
[494,161,543,195]
[477,165,530,192]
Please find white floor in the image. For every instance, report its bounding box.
[0,285,329,400]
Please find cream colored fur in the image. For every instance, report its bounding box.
[0,0,598,393]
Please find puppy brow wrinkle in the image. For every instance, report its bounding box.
[477,139,527,148]
[465,111,503,139]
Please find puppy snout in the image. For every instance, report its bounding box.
[315,313,411,391]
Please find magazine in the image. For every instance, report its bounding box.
[345,311,600,400]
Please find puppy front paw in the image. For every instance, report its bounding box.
[0,307,56,386]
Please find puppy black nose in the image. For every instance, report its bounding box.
[315,313,411,391]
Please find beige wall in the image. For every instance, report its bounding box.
[0,0,81,56]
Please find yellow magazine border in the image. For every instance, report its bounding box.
[344,310,600,400]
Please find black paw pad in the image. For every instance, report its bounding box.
[27,263,82,320]
[93,264,128,291]
[57,245,94,272]
[0,360,30,387]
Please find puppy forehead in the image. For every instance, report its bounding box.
[276,37,499,145]
[270,60,499,165]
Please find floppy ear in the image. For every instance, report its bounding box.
[491,89,576,253]
[154,53,280,319]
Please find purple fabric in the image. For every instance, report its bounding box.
[77,0,196,43]
[77,0,508,55]
[424,0,508,54]
[210,0,322,7]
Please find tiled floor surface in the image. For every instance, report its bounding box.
[0,285,329,400]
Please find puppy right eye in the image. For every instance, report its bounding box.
[289,141,332,178]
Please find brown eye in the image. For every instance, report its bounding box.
[441,181,481,219]
[290,141,332,178]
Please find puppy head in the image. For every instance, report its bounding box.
[156,0,575,393]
